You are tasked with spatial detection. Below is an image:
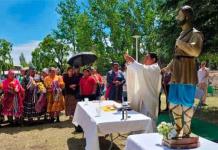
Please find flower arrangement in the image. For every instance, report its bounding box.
[157,122,177,139]
[37,82,46,93]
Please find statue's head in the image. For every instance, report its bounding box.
[176,5,194,27]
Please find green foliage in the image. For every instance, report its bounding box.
[31,35,70,73]
[37,0,218,73]
[19,52,28,67]
[199,53,218,69]
[0,39,13,74]
[54,0,80,52]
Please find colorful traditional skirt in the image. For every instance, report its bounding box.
[64,94,77,116]
[1,93,23,117]
[47,93,64,113]
[23,89,43,118]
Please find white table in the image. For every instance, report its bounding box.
[73,100,153,150]
[125,133,218,150]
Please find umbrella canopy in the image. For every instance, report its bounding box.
[68,52,97,66]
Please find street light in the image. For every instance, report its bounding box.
[132,35,141,62]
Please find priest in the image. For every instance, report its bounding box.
[124,52,162,130]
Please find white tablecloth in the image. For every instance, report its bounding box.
[73,100,153,150]
[125,133,218,150]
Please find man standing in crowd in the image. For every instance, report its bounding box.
[198,61,209,106]
[106,62,125,102]
[124,52,161,130]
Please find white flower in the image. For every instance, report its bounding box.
[167,128,177,139]
[157,122,177,139]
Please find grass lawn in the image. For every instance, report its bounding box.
[159,93,218,142]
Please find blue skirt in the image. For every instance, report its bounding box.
[168,83,196,107]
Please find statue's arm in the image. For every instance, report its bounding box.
[176,32,203,57]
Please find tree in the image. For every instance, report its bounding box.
[54,0,80,52]
[52,0,218,73]
[32,35,70,73]
[0,39,13,74]
[19,52,28,67]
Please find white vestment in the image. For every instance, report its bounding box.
[127,61,161,130]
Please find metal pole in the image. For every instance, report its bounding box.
[132,35,140,62]
[136,38,138,62]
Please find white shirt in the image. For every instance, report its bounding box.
[198,67,209,84]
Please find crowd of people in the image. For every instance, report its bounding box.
[0,63,132,126]
[0,59,210,128]
[0,65,103,125]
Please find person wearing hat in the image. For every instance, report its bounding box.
[79,67,97,101]
[105,62,125,102]
[44,67,65,123]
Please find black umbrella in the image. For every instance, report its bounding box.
[68,52,97,66]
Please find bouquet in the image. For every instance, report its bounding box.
[157,122,177,139]
[37,82,46,93]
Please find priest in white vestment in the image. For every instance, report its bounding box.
[124,52,162,130]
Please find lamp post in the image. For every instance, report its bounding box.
[132,35,141,62]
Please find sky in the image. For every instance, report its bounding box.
[0,0,87,65]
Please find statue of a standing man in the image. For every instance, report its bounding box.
[162,5,203,138]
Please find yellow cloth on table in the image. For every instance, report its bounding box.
[101,105,116,112]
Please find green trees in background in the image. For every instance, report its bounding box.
[31,35,70,73]
[155,0,218,66]
[19,52,28,67]
[0,39,13,74]
[30,0,217,74]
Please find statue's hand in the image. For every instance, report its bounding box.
[176,39,185,49]
[161,67,167,74]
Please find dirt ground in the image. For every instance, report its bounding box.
[0,95,218,150]
[0,114,126,150]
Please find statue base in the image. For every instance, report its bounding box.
[162,134,200,149]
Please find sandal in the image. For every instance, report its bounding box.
[182,107,193,137]
[170,105,183,137]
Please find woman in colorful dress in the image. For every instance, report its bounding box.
[22,67,42,123]
[1,70,24,125]
[44,67,65,123]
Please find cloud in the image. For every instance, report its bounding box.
[12,40,40,65]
